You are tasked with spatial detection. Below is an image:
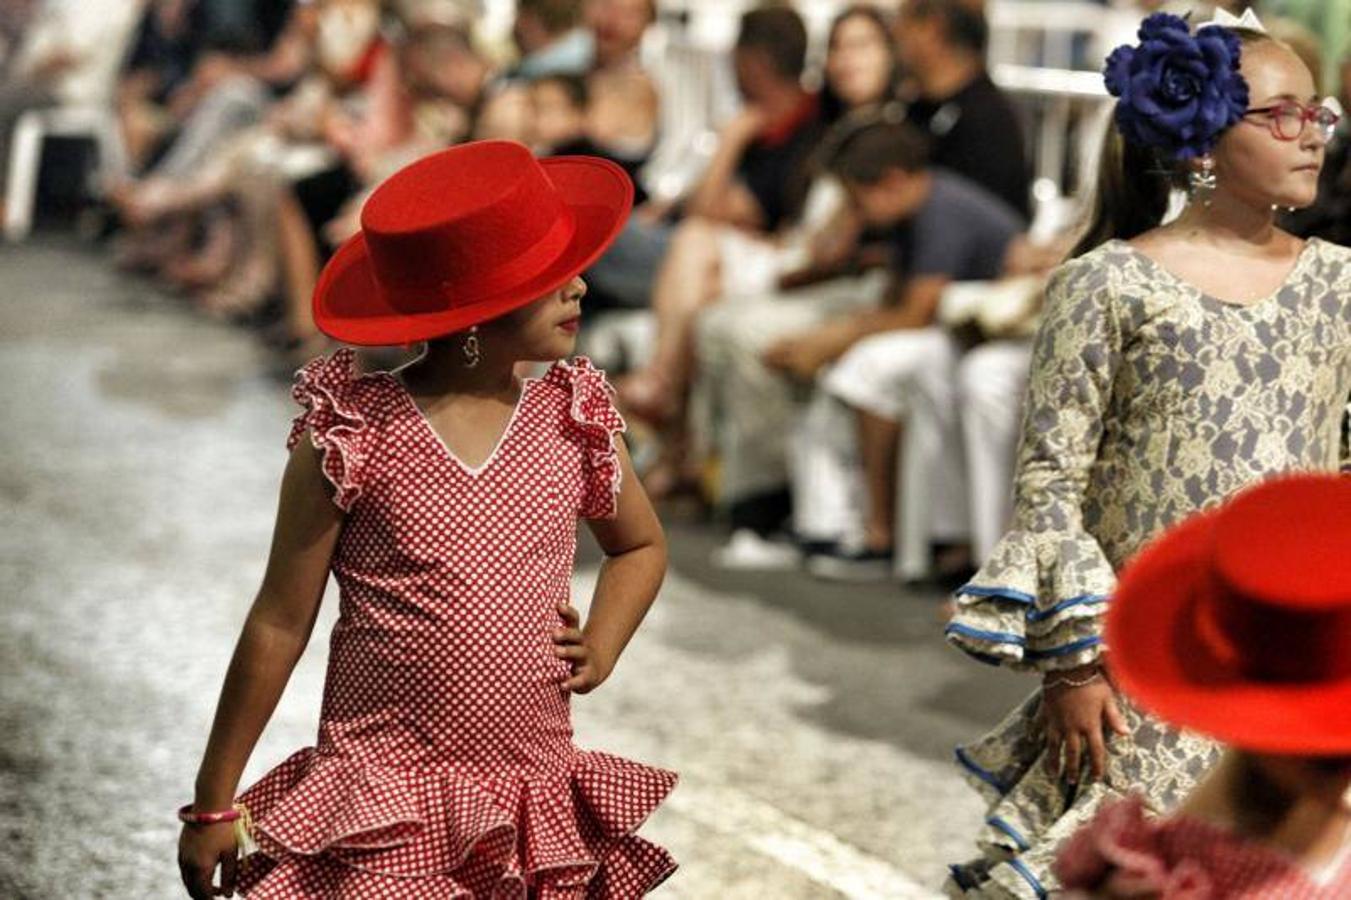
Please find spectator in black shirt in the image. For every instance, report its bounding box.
[584,5,823,310]
[893,0,1031,220]
[684,5,822,233]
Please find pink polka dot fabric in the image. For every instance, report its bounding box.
[235,349,677,898]
[1055,794,1351,899]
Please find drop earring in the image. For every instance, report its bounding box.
[462,326,481,368]
[1189,156,1217,206]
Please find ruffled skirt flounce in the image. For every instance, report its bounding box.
[234,748,678,898]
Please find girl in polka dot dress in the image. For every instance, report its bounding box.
[177,141,677,899]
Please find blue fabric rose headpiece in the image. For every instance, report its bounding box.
[1103,13,1249,159]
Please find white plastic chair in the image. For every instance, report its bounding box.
[4,104,128,241]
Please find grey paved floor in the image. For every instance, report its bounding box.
[0,241,1031,898]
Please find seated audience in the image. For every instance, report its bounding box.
[617,4,901,496]
[585,5,824,312]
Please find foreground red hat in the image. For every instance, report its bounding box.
[313,140,634,346]
[1107,474,1351,754]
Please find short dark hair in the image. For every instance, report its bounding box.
[532,72,589,109]
[518,0,581,35]
[827,118,931,183]
[905,0,988,54]
[735,6,809,81]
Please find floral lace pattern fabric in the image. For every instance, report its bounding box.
[944,238,1351,899]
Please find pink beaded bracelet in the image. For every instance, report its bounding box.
[178,803,242,825]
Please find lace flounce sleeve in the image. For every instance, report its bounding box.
[286,348,369,512]
[945,257,1123,672]
[553,357,627,519]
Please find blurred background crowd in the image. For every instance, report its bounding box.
[2,0,1347,587]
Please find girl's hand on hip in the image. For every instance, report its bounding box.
[1039,665,1129,784]
[554,601,613,694]
[178,822,238,898]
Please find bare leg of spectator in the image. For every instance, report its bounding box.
[619,217,723,423]
[857,409,899,554]
[196,178,278,322]
[810,328,962,581]
[164,206,237,290]
[695,273,886,542]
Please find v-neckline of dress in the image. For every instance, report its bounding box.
[380,350,534,477]
[1113,237,1319,312]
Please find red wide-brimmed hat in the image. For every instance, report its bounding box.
[313,140,634,346]
[1107,474,1351,754]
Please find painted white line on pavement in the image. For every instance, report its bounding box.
[665,780,942,899]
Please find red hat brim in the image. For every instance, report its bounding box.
[312,156,634,346]
[1107,510,1351,755]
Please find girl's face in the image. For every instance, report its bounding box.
[584,0,653,65]
[481,277,586,362]
[826,14,893,110]
[1212,40,1329,211]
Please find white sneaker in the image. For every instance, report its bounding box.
[711,529,802,571]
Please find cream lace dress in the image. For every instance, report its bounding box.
[943,237,1351,898]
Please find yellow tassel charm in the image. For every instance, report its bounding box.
[232,802,258,856]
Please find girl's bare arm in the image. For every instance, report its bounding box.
[571,440,667,691]
[191,438,343,810]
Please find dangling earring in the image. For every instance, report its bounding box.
[461,326,481,368]
[1189,156,1217,207]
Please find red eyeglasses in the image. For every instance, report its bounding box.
[1243,101,1341,142]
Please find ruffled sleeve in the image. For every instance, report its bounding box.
[945,257,1122,672]
[556,357,627,519]
[286,348,370,512]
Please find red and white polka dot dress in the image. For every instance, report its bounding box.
[1056,794,1351,899]
[234,349,677,899]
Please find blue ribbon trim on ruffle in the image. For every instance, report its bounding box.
[1025,593,1109,623]
[944,622,1026,646]
[947,624,1103,663]
[958,585,1110,624]
[1025,635,1103,659]
[1007,858,1049,899]
[955,747,1009,793]
[986,815,1031,851]
[957,583,1035,604]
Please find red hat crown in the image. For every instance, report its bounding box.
[1196,477,1351,684]
[312,140,634,346]
[359,141,578,313]
[1108,473,1351,754]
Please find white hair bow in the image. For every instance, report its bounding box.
[1201,8,1267,33]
